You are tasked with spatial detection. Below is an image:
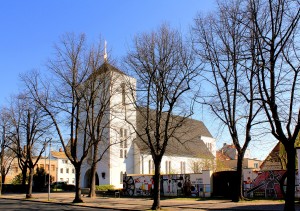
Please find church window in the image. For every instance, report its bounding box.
[121,83,126,105]
[180,161,186,174]
[165,161,169,174]
[120,171,123,184]
[120,149,123,158]
[149,160,153,174]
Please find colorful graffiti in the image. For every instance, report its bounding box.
[123,173,211,197]
[244,170,286,199]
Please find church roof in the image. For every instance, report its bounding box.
[135,109,214,159]
[88,62,126,79]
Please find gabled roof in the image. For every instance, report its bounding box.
[135,109,214,159]
[216,151,231,161]
[51,151,67,159]
[260,142,284,170]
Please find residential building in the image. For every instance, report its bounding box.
[51,148,75,184]
[216,143,262,171]
[5,157,58,184]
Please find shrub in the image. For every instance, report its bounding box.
[95,184,115,191]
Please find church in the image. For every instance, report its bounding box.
[80,62,216,189]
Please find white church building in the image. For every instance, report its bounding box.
[80,62,216,189]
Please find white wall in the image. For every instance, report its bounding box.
[201,136,216,158]
[138,154,209,175]
[102,71,137,189]
[56,158,75,184]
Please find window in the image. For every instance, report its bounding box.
[206,142,212,152]
[40,164,44,169]
[149,160,152,174]
[60,178,63,181]
[72,179,75,184]
[66,168,69,173]
[180,161,186,174]
[120,149,123,158]
[51,165,55,171]
[46,164,49,171]
[120,128,123,138]
[60,168,63,173]
[72,168,75,174]
[120,171,123,184]
[254,163,258,168]
[121,83,125,105]
[165,161,169,174]
[120,128,128,158]
[124,139,127,148]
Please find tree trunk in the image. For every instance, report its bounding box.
[73,165,83,203]
[284,143,296,211]
[151,159,161,210]
[88,162,97,198]
[21,166,27,193]
[26,168,34,198]
[234,152,244,202]
[1,168,5,184]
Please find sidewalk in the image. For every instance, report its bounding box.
[1,192,299,211]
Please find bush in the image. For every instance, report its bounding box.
[95,184,115,191]
[11,173,29,185]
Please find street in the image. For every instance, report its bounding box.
[0,198,115,211]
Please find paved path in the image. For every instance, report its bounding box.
[1,192,300,210]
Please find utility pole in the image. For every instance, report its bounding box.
[48,138,51,201]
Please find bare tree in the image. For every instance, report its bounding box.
[124,24,200,210]
[22,33,111,203]
[192,0,262,201]
[5,94,51,198]
[0,107,16,194]
[248,0,300,210]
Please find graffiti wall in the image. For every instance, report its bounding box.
[244,170,285,198]
[123,171,211,197]
[244,170,300,199]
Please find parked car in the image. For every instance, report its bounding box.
[51,181,75,191]
[51,181,67,190]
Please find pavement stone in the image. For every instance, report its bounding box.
[1,192,299,211]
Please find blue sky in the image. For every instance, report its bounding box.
[0,1,275,159]
[0,1,215,105]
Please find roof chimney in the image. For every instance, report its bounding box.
[59,148,63,152]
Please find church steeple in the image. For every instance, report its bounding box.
[104,40,108,62]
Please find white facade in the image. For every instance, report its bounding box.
[57,158,75,184]
[51,151,76,184]
[80,64,136,189]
